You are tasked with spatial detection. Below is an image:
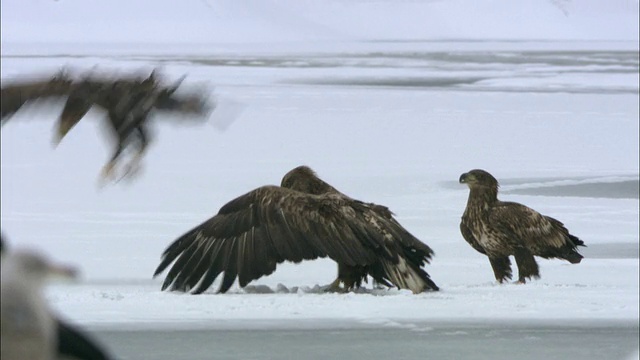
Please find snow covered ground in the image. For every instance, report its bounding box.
[1,0,638,359]
[2,44,637,326]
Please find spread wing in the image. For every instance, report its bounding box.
[2,71,73,120]
[154,92,211,117]
[153,185,401,294]
[1,83,69,121]
[1,87,28,120]
[57,87,95,135]
[372,204,435,263]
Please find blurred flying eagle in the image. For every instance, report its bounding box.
[154,166,439,294]
[0,234,113,360]
[1,69,212,182]
[459,169,585,283]
[55,70,212,182]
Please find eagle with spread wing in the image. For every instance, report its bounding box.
[1,69,211,183]
[459,169,585,283]
[54,70,211,182]
[154,166,439,294]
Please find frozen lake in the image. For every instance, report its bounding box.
[93,320,639,360]
[1,39,638,359]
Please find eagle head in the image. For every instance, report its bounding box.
[459,169,499,189]
[281,166,335,195]
[281,165,317,190]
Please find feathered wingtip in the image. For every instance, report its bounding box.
[565,233,585,264]
[569,233,585,247]
[559,233,584,264]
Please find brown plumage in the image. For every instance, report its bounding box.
[54,71,211,181]
[459,169,585,283]
[1,72,73,121]
[2,69,210,182]
[153,166,439,294]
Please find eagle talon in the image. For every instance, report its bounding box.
[98,161,119,185]
[324,286,347,294]
[323,279,347,293]
[119,160,143,182]
[117,150,145,181]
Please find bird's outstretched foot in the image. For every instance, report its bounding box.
[117,159,143,183]
[116,150,145,181]
[97,161,119,186]
[322,279,347,293]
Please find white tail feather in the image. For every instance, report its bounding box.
[382,256,426,294]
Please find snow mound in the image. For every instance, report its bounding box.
[240,283,412,296]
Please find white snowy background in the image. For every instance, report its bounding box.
[0,2,638,353]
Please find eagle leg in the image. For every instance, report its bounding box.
[342,278,363,292]
[98,132,127,184]
[119,125,148,180]
[119,152,144,181]
[514,249,540,284]
[489,256,513,284]
[121,163,143,181]
[336,263,368,292]
[99,159,119,183]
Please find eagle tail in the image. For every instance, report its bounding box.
[543,217,585,264]
[380,256,439,293]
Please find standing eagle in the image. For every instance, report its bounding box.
[154,166,439,294]
[459,169,585,283]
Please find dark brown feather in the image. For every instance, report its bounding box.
[1,73,73,120]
